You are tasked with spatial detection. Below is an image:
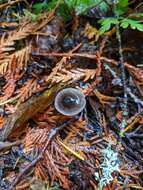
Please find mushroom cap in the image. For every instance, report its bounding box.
[54,88,86,116]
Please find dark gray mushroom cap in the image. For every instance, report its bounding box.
[54,88,86,116]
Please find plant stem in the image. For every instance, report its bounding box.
[113,0,128,135]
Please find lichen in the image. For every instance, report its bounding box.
[95,143,120,189]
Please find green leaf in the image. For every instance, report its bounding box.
[31,0,113,19]
[120,18,143,31]
[99,18,119,34]
[117,0,128,8]
[64,0,77,9]
[23,9,38,21]
[120,19,129,28]
[115,0,128,16]
[32,0,57,14]
[75,0,90,15]
[128,12,143,18]
[64,0,93,15]
[98,1,110,13]
[32,0,48,14]
[64,0,109,15]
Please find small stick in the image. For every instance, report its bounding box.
[32,52,97,60]
[0,140,21,152]
[33,51,141,75]
[0,0,25,10]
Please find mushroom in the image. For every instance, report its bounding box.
[54,88,86,116]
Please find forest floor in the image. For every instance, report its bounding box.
[0,0,143,190]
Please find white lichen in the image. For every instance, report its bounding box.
[95,143,120,189]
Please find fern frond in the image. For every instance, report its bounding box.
[24,128,49,153]
[36,140,70,188]
[50,68,97,83]
[0,44,31,75]
[45,44,82,83]
[15,44,32,70]
[15,79,39,104]
[34,107,67,125]
[46,57,68,83]
[0,61,9,75]
[0,81,16,102]
[24,128,70,189]
[0,56,22,102]
[63,119,87,142]
[0,11,55,53]
[0,23,34,53]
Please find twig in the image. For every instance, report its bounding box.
[33,51,138,71]
[0,0,25,10]
[33,51,140,71]
[114,1,128,134]
[32,51,97,60]
[9,117,77,190]
[85,51,102,96]
[0,140,21,152]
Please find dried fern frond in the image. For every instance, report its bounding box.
[0,10,55,54]
[34,107,68,125]
[35,139,70,189]
[49,68,97,84]
[0,23,34,53]
[0,44,31,75]
[24,128,49,153]
[24,128,70,189]
[14,44,32,70]
[45,44,82,83]
[45,57,67,83]
[0,61,9,75]
[63,119,87,143]
[0,21,43,52]
[15,79,39,104]
[0,56,23,102]
[0,116,4,129]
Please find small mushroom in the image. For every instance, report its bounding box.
[54,88,86,116]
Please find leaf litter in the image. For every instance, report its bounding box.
[0,0,143,190]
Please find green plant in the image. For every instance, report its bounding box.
[23,9,39,21]
[30,0,114,20]
[32,0,57,14]
[99,17,143,34]
[32,0,108,16]
[120,18,143,30]
[30,0,103,21]
[63,0,109,15]
[99,0,143,34]
[29,0,143,33]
